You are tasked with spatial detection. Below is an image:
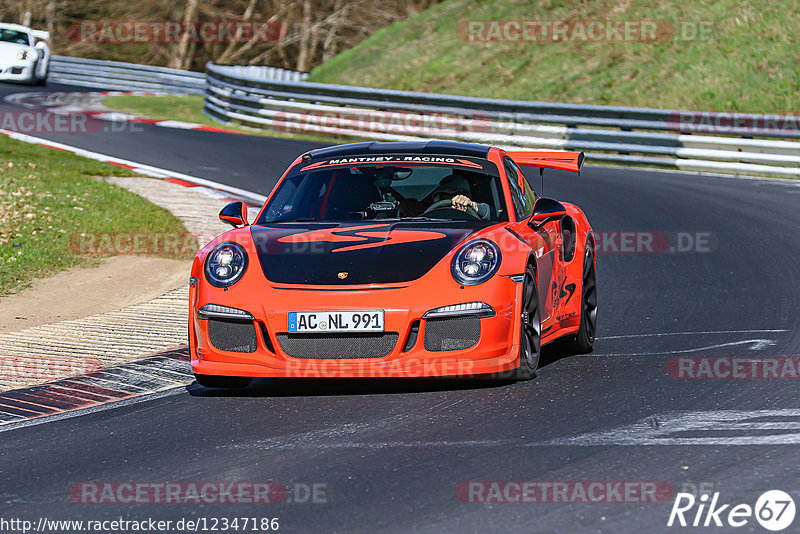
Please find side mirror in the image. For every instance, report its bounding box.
[219,201,249,228]
[528,198,566,228]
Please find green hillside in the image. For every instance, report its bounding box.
[308,0,799,112]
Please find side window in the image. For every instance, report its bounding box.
[519,166,537,216]
[261,174,302,221]
[504,158,532,220]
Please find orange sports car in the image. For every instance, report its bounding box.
[188,141,596,387]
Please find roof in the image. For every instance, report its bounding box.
[307,141,491,160]
[0,23,32,33]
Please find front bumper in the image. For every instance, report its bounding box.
[0,63,34,81]
[190,274,523,378]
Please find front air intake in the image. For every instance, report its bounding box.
[276,332,398,359]
[208,318,257,353]
[424,316,480,352]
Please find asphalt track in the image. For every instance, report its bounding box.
[1,81,800,533]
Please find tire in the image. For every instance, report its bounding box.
[511,264,541,380]
[194,374,252,389]
[564,244,597,354]
[28,61,39,85]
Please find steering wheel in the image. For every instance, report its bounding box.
[423,199,480,219]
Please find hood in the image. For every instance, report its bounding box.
[250,220,492,285]
[0,42,31,63]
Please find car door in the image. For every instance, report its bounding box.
[504,158,562,330]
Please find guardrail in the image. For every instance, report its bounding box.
[49,57,306,95]
[204,61,800,178]
[49,56,206,94]
[209,64,308,83]
[43,57,800,178]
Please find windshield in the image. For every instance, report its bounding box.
[258,161,509,224]
[0,29,30,46]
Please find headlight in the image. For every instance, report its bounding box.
[423,302,495,318]
[16,50,31,61]
[197,304,253,320]
[204,242,248,287]
[451,239,501,285]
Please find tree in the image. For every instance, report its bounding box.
[1,0,442,72]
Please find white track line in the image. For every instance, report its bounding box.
[0,129,266,204]
[599,339,777,357]
[540,409,800,446]
[599,329,788,340]
[0,386,185,434]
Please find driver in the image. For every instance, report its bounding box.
[429,173,491,219]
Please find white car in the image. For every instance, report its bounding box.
[0,22,50,85]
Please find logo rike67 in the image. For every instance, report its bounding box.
[668,490,796,531]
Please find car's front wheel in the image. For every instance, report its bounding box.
[27,63,39,85]
[194,374,252,389]
[512,264,541,380]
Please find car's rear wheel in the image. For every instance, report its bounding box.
[194,374,252,389]
[564,244,597,354]
[512,264,541,380]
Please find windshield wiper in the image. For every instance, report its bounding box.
[264,216,447,224]
[269,218,319,223]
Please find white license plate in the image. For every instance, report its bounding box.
[288,311,384,333]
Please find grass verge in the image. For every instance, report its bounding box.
[0,134,193,297]
[308,0,800,113]
[102,94,347,144]
[104,95,214,128]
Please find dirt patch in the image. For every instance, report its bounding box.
[0,255,190,333]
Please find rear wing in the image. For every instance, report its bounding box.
[506,151,584,173]
[32,30,50,41]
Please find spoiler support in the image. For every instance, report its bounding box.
[506,150,584,196]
